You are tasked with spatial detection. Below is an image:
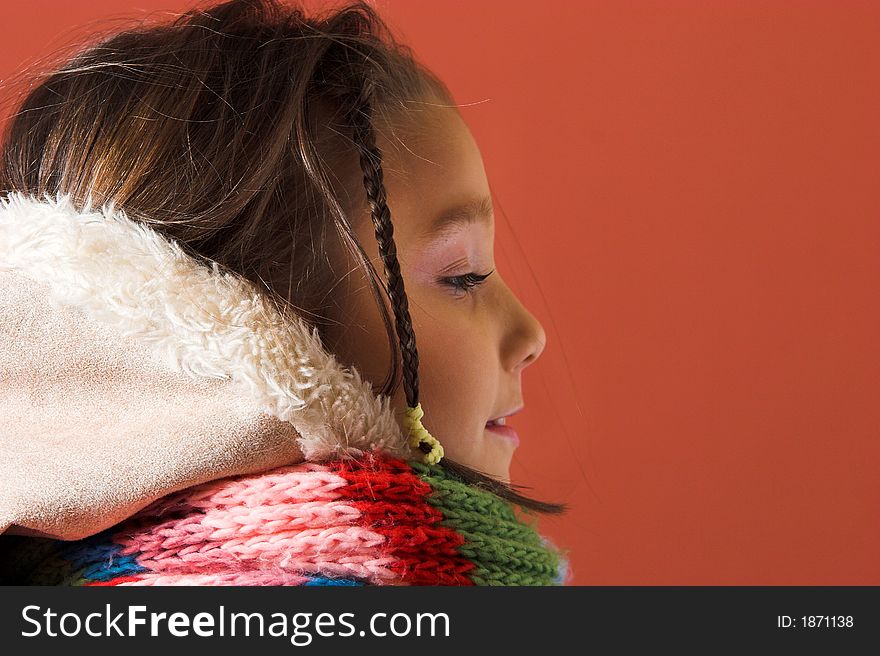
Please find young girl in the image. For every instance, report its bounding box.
[0,0,568,585]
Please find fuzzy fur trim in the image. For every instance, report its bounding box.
[0,192,409,460]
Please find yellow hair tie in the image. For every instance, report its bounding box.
[404,403,444,465]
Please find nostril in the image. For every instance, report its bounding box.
[524,333,546,368]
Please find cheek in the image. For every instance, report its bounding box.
[420,324,490,388]
[411,305,498,449]
[413,299,493,385]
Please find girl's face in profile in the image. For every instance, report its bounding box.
[324,102,546,483]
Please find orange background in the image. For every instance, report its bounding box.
[2,0,878,585]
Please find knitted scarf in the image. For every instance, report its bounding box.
[6,452,566,586]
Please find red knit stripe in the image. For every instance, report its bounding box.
[334,456,433,502]
[349,501,440,526]
[330,453,476,585]
[389,558,475,586]
[84,575,144,586]
[380,525,464,553]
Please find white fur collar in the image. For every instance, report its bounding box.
[0,191,408,461]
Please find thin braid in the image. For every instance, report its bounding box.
[346,74,445,465]
[348,77,421,409]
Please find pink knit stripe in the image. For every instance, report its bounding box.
[117,500,362,553]
[135,525,384,565]
[271,554,399,583]
[110,463,409,585]
[142,465,347,517]
[127,525,401,584]
[199,499,361,534]
[117,571,313,586]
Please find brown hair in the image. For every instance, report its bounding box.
[0,0,564,514]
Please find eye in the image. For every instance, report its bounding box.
[440,269,495,295]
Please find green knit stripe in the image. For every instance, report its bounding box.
[456,529,560,585]
[410,460,562,586]
[409,461,518,521]
[426,479,521,523]
[468,560,559,586]
[438,506,542,545]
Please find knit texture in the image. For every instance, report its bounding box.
[7,452,567,586]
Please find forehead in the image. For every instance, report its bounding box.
[375,104,493,242]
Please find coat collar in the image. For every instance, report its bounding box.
[0,191,408,462]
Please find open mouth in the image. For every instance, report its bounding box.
[485,415,520,446]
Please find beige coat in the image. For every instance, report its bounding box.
[0,192,411,541]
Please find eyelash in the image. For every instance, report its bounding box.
[441,269,495,294]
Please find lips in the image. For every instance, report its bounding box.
[485,422,520,446]
[487,405,524,425]
[485,405,523,446]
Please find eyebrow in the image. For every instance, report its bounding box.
[422,195,495,240]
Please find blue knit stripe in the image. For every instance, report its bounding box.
[60,534,149,582]
[79,554,148,581]
[304,576,364,586]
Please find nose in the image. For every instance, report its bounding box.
[502,288,547,373]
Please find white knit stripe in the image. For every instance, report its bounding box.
[0,192,409,460]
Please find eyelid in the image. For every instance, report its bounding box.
[440,269,495,295]
[438,257,471,275]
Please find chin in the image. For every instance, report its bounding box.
[446,428,516,484]
[479,431,516,483]
[480,457,513,485]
